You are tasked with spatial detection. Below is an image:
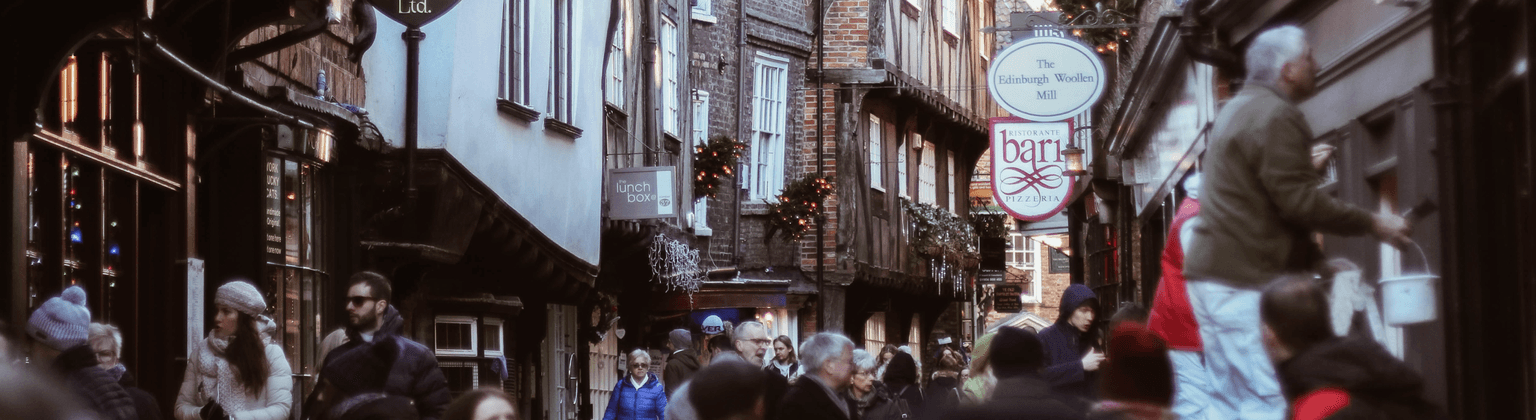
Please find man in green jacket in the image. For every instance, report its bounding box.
[1184,25,1412,420]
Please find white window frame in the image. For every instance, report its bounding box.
[499,0,531,106]
[897,134,909,198]
[869,115,884,192]
[434,315,479,357]
[662,18,680,135]
[919,139,937,205]
[1008,233,1043,303]
[748,52,790,201]
[551,0,574,123]
[605,6,626,107]
[692,90,714,236]
[692,0,716,23]
[947,150,957,213]
[943,0,958,37]
[482,318,505,357]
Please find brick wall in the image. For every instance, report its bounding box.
[818,0,873,69]
[687,0,817,271]
[236,0,366,106]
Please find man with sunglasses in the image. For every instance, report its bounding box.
[305,271,450,420]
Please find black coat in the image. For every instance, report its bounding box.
[663,349,701,398]
[851,384,909,420]
[1040,284,1098,411]
[1278,337,1449,420]
[940,376,1080,420]
[313,306,451,420]
[56,344,138,420]
[113,369,163,420]
[764,366,790,420]
[776,377,857,420]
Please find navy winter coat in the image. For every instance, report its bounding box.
[604,373,667,420]
[1038,284,1099,411]
[311,305,451,420]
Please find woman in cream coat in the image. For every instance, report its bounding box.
[175,280,292,420]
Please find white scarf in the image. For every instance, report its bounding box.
[194,315,276,414]
[771,359,796,377]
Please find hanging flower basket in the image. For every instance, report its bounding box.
[693,134,746,199]
[902,198,980,262]
[765,175,834,242]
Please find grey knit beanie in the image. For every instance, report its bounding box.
[216,281,266,317]
[27,286,92,351]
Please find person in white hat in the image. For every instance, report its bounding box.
[174,280,292,420]
[26,285,138,420]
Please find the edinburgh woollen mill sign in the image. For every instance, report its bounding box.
[990,118,1074,221]
[987,37,1106,121]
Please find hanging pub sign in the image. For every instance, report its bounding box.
[608,166,678,220]
[994,284,1024,313]
[987,36,1106,121]
[369,0,464,28]
[991,118,1074,221]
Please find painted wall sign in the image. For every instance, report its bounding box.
[370,0,464,28]
[990,118,1074,221]
[608,166,677,220]
[987,36,1107,121]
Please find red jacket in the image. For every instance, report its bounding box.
[1147,199,1202,351]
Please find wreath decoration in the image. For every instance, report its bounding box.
[765,175,835,242]
[693,134,746,199]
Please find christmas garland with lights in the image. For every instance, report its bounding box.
[902,198,980,261]
[693,134,746,199]
[765,175,835,241]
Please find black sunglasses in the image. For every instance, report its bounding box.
[347,296,378,306]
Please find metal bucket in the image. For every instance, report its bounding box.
[1380,243,1438,326]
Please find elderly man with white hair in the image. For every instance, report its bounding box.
[776,333,856,420]
[1185,25,1413,419]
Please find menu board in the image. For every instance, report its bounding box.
[1049,247,1071,273]
[265,157,284,262]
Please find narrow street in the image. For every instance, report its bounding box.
[0,0,1531,419]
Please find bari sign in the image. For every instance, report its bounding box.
[370,0,464,28]
[987,37,1106,121]
[990,118,1073,221]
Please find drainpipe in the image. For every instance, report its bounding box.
[1179,0,1242,73]
[734,0,747,265]
[815,0,827,331]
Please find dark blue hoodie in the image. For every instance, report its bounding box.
[1037,284,1098,410]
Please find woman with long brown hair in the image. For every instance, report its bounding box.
[175,280,293,420]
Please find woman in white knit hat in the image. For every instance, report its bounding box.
[175,280,293,420]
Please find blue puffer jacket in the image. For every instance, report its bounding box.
[1038,284,1098,412]
[604,373,667,420]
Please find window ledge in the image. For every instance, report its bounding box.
[741,202,771,215]
[693,226,714,236]
[545,118,584,138]
[691,12,717,24]
[498,99,540,122]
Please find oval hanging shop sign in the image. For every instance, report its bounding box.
[990,118,1073,221]
[987,37,1106,121]
[371,0,464,28]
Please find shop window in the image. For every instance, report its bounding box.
[441,361,481,396]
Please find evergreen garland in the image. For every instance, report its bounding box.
[765,175,835,241]
[902,198,981,261]
[693,134,746,199]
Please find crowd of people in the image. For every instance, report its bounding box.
[0,23,1455,420]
